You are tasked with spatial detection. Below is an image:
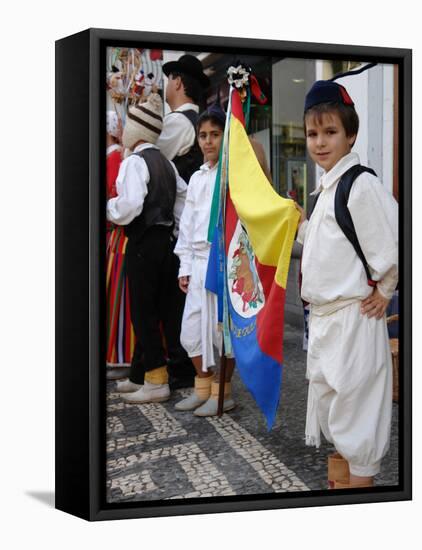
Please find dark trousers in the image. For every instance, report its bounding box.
[126,226,193,385]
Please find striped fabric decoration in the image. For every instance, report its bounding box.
[106,226,135,366]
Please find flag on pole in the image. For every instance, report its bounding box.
[205,81,300,429]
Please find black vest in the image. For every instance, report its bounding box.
[170,110,203,183]
[125,148,176,241]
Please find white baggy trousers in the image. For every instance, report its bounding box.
[305,300,392,477]
[180,256,222,372]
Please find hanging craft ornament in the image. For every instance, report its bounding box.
[226,62,267,105]
[227,64,250,89]
[226,62,267,131]
[107,47,164,127]
[108,71,126,104]
[127,49,163,105]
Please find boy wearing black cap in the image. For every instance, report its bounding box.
[296,78,398,488]
[156,54,211,389]
[107,93,187,404]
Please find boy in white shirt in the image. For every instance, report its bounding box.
[295,79,398,488]
[107,93,187,404]
[174,105,236,416]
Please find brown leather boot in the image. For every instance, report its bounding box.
[333,478,374,489]
[328,452,350,489]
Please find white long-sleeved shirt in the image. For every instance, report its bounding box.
[297,152,398,305]
[174,162,218,277]
[106,143,187,236]
[156,103,199,161]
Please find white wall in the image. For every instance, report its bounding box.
[383,64,395,193]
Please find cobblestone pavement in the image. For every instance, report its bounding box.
[106,324,399,503]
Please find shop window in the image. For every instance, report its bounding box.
[271,58,313,210]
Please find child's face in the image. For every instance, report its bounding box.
[198,120,224,167]
[305,111,356,172]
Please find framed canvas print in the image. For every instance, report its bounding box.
[55,28,412,521]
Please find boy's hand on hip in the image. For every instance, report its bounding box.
[179,276,190,294]
[361,288,390,319]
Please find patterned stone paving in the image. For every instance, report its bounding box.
[207,416,308,492]
[107,399,187,453]
[106,323,399,503]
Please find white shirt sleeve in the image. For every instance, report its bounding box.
[169,161,187,238]
[377,266,399,300]
[348,173,398,296]
[174,180,196,277]
[156,112,196,161]
[296,219,309,245]
[106,155,149,225]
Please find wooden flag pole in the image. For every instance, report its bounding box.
[217,341,227,416]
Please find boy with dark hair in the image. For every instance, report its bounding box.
[174,105,237,416]
[296,79,398,488]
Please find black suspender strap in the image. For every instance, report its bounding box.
[334,164,377,286]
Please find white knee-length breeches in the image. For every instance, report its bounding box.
[305,300,392,477]
[180,256,222,372]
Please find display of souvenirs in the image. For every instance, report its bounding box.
[107,48,163,110]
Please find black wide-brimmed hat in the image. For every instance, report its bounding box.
[163,54,210,88]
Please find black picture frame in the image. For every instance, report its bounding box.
[55,27,412,521]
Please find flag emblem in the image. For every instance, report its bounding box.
[228,220,265,317]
